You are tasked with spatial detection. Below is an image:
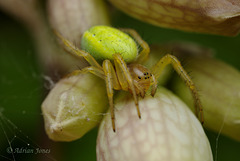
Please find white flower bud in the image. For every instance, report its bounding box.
[97,87,213,161]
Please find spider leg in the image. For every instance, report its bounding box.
[63,66,105,79]
[151,74,158,97]
[54,30,102,69]
[113,53,141,119]
[133,81,145,98]
[120,28,150,64]
[103,60,119,132]
[151,54,204,124]
[105,60,121,91]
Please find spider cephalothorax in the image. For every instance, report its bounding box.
[55,26,203,132]
[128,64,156,97]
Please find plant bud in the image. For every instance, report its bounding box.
[171,56,240,141]
[97,87,213,161]
[41,73,108,141]
[109,0,240,36]
[48,0,110,48]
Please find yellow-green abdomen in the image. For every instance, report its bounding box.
[81,26,138,63]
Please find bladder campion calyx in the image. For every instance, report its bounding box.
[81,26,138,63]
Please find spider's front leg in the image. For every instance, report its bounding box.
[54,30,102,69]
[120,28,150,64]
[113,53,141,119]
[63,66,105,79]
[151,54,204,124]
[64,62,120,132]
[102,60,121,132]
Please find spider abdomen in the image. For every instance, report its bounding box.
[81,26,138,63]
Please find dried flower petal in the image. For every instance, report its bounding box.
[109,0,240,36]
[42,73,108,141]
[97,88,213,161]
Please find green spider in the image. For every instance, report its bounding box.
[54,26,203,132]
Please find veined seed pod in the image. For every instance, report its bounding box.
[97,87,213,161]
[171,56,240,141]
[46,0,111,77]
[48,0,110,48]
[109,0,240,36]
[41,73,108,141]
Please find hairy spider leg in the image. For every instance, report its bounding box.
[54,30,141,131]
[151,54,204,124]
[150,74,158,97]
[113,53,141,119]
[133,81,146,98]
[120,29,150,64]
[64,60,121,132]
[63,66,105,79]
[102,60,122,132]
[54,30,102,69]
[120,29,158,96]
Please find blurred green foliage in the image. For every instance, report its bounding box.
[0,9,240,161]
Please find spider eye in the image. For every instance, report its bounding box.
[138,76,141,79]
